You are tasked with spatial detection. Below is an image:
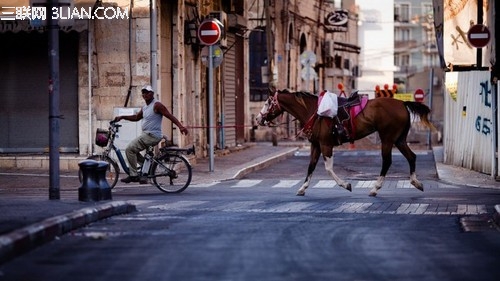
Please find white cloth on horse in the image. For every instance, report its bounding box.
[317,90,338,118]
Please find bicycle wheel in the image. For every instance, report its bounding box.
[78,155,120,188]
[151,154,192,193]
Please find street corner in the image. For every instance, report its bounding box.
[0,201,137,265]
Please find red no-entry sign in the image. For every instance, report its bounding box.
[467,24,491,48]
[198,19,222,46]
[414,89,425,103]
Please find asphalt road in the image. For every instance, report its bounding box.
[0,150,499,281]
[245,149,440,181]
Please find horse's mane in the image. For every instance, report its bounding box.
[278,89,317,99]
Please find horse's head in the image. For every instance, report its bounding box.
[255,89,284,126]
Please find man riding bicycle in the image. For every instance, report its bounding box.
[113,85,189,184]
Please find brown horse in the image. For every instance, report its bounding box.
[256,89,436,196]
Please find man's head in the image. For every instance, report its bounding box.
[141,85,154,103]
[141,85,154,93]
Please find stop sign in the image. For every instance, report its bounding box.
[414,89,425,103]
[198,19,221,46]
[467,24,491,48]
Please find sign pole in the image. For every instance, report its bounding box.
[208,44,215,172]
[427,68,434,150]
[48,0,60,200]
[198,18,222,172]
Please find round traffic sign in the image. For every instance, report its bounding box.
[414,88,425,103]
[467,24,490,48]
[300,51,317,66]
[198,19,221,46]
[201,45,224,68]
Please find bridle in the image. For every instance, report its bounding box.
[259,91,283,126]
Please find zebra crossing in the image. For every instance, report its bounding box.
[140,199,488,216]
[136,176,487,216]
[190,179,457,189]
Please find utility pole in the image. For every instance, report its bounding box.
[48,0,61,200]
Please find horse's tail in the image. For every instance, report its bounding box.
[403,101,437,131]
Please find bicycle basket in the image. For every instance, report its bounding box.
[95,128,110,147]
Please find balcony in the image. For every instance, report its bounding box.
[394,40,419,53]
[395,65,418,76]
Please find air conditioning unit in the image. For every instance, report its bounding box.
[209,11,227,48]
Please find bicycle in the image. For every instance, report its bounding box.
[79,121,195,193]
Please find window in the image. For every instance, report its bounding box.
[402,54,410,66]
[395,54,410,67]
[396,28,410,41]
[249,30,269,102]
[395,4,410,22]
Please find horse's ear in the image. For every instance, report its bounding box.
[268,85,277,96]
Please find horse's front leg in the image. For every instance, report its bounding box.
[369,176,385,196]
[296,172,313,196]
[324,156,351,191]
[297,143,321,196]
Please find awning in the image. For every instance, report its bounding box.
[333,41,361,54]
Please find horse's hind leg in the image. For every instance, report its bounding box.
[296,143,321,196]
[369,142,393,197]
[395,141,423,192]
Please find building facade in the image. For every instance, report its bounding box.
[0,0,361,169]
[249,0,361,141]
[0,0,249,169]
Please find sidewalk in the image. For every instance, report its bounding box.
[0,141,498,264]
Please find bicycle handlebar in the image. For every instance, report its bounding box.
[109,120,122,128]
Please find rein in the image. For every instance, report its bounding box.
[262,91,299,127]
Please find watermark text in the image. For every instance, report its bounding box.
[1,6,129,21]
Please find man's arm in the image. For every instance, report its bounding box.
[113,110,143,122]
[154,102,189,135]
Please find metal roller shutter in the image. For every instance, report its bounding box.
[0,31,79,153]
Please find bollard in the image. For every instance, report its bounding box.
[78,160,100,202]
[96,161,112,200]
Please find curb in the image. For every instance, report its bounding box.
[233,147,299,179]
[0,201,137,265]
[494,205,500,229]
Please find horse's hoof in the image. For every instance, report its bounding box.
[369,192,377,197]
[296,192,305,196]
[345,183,352,192]
[411,181,424,192]
[410,180,424,192]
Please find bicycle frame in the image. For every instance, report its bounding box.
[110,144,130,175]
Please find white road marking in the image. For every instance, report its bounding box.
[272,180,301,188]
[231,180,262,188]
[142,200,488,216]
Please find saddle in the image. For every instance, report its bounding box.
[334,91,362,144]
[301,91,365,145]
